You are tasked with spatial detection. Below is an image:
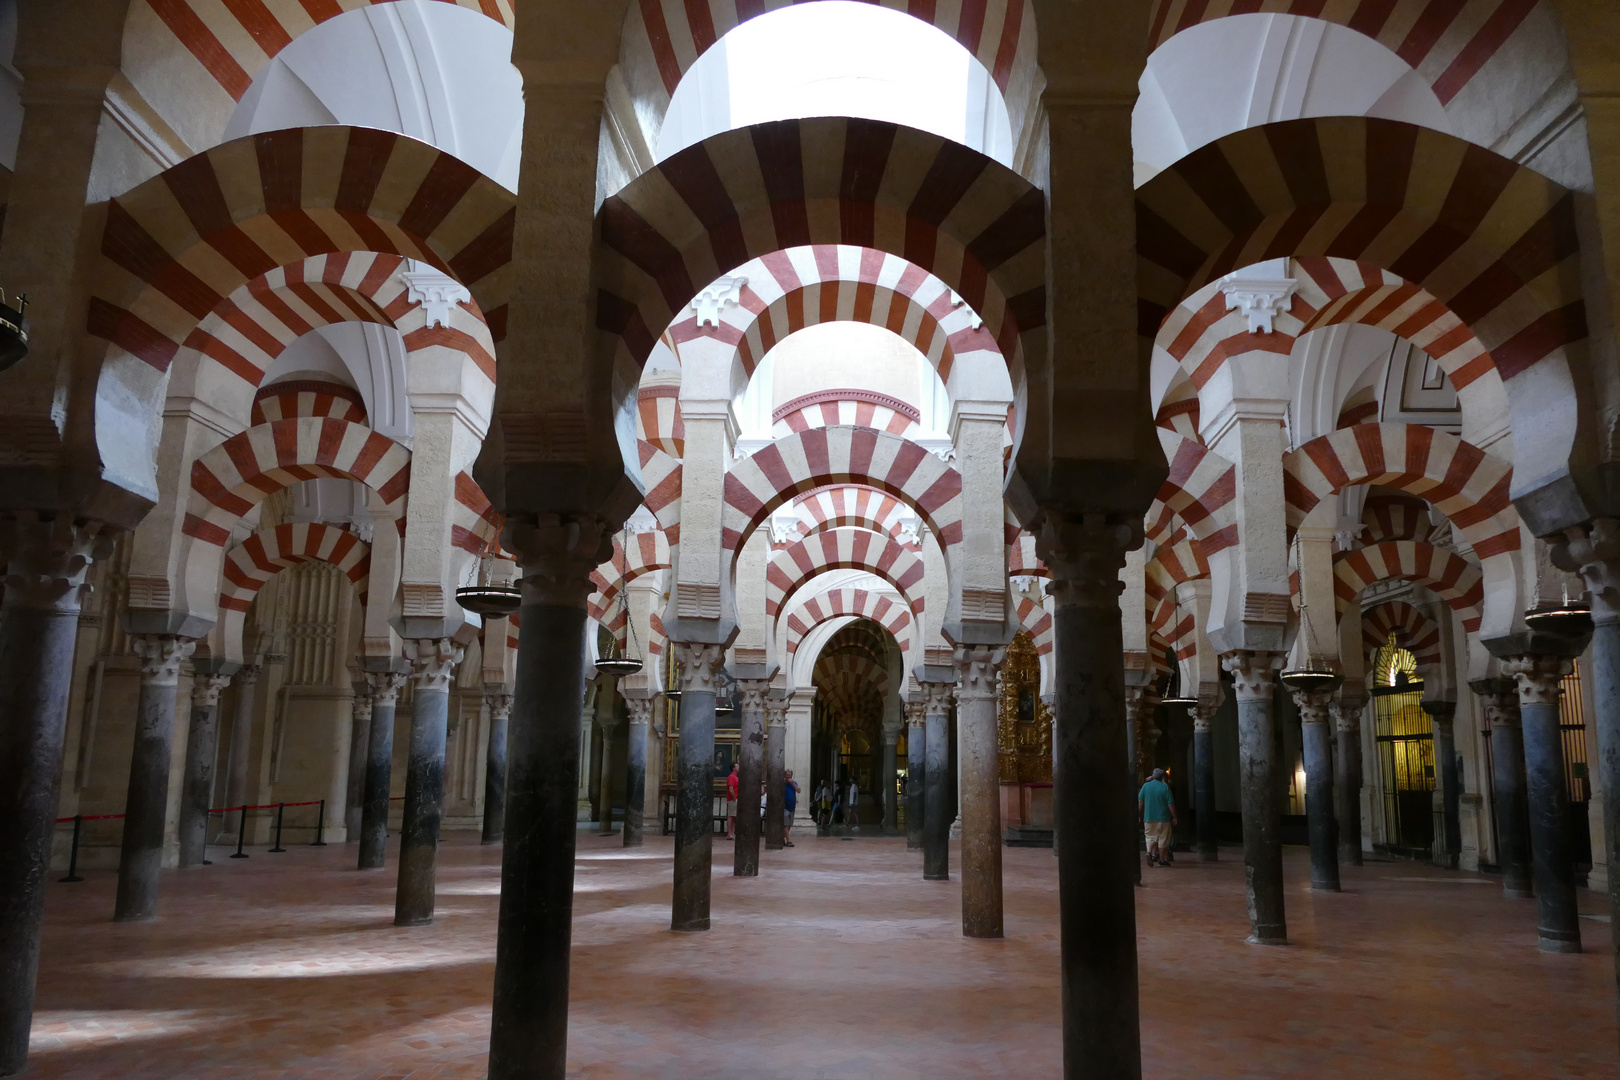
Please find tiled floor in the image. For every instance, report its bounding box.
[24,831,1617,1078]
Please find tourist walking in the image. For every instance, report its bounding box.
[725,763,740,839]
[783,770,801,846]
[846,778,861,834]
[814,780,833,833]
[1139,767,1178,867]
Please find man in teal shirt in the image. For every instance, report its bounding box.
[1138,767,1178,867]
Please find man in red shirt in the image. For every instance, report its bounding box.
[725,763,740,839]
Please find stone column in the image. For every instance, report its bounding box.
[1474,678,1532,897]
[113,634,198,922]
[920,681,953,880]
[904,699,925,850]
[595,703,621,837]
[764,694,788,851]
[1193,703,1218,861]
[671,642,725,931]
[1332,695,1366,867]
[1221,649,1287,945]
[622,694,652,848]
[880,720,902,835]
[1503,654,1582,952]
[178,668,233,867]
[345,684,372,842]
[0,516,103,1074]
[482,688,514,845]
[219,663,261,840]
[359,670,407,870]
[956,646,1004,938]
[395,638,464,927]
[487,518,611,1078]
[734,679,768,875]
[1293,688,1339,892]
[1424,700,1462,869]
[1124,685,1148,884]
[1040,515,1142,1078]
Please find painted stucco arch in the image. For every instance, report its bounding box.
[218,521,371,662]
[1362,599,1442,668]
[1333,540,1484,632]
[766,526,926,618]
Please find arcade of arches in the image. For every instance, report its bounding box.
[1,1,1620,1077]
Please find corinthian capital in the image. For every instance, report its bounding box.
[625,695,654,725]
[919,680,954,717]
[366,669,409,706]
[673,642,726,691]
[736,678,769,715]
[1290,688,1335,725]
[404,637,464,692]
[131,635,196,688]
[953,644,1003,703]
[1220,650,1283,702]
[1561,517,1620,623]
[1035,513,1138,609]
[191,672,232,708]
[507,515,615,609]
[1501,654,1571,706]
[0,513,108,614]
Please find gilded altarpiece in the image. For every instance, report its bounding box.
[998,631,1052,783]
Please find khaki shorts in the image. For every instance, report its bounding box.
[1144,821,1173,847]
[726,799,738,816]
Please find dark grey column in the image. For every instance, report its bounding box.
[1293,688,1339,892]
[345,682,372,842]
[178,667,233,867]
[1194,702,1218,860]
[595,709,621,836]
[359,670,406,870]
[671,642,723,931]
[488,520,607,1080]
[1425,701,1462,869]
[114,634,198,922]
[956,645,1005,939]
[1125,686,1147,886]
[1332,696,1365,866]
[764,695,787,851]
[480,687,513,845]
[734,679,767,875]
[1222,650,1287,945]
[1506,654,1581,953]
[622,694,651,848]
[395,638,463,927]
[1040,515,1142,1079]
[905,702,925,851]
[217,662,260,841]
[0,516,104,1076]
[921,682,952,880]
[880,722,900,834]
[1475,678,1532,897]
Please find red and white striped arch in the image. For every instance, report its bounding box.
[184,417,411,546]
[637,385,685,459]
[452,471,503,556]
[251,379,367,425]
[781,485,921,549]
[1362,600,1443,668]
[588,529,673,628]
[218,522,370,658]
[1013,594,1053,656]
[1360,492,1438,546]
[135,1,513,104]
[723,427,963,561]
[773,390,920,441]
[1144,430,1238,554]
[783,588,914,659]
[1334,540,1484,632]
[1283,424,1517,559]
[639,442,684,545]
[765,527,926,618]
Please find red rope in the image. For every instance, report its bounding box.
[56,799,330,824]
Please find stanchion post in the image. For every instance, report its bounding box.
[230,807,249,859]
[59,815,84,883]
[269,803,286,853]
[312,800,326,846]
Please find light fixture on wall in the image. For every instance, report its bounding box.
[0,291,29,373]
[1525,540,1592,641]
[595,524,645,680]
[1279,534,1342,696]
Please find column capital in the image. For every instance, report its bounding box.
[904,698,925,728]
[735,678,770,715]
[625,695,654,725]
[672,641,726,691]
[953,644,1003,703]
[1034,513,1138,609]
[919,680,954,717]
[351,689,373,719]
[366,669,409,706]
[1421,700,1458,725]
[237,661,263,688]
[484,691,514,720]
[0,513,108,614]
[131,634,197,688]
[764,695,790,727]
[1473,679,1521,728]
[1331,697,1364,734]
[1193,703,1218,733]
[508,515,615,609]
[1220,650,1283,701]
[1501,654,1571,705]
[190,671,232,708]
[1290,688,1335,725]
[403,637,464,693]
[1562,517,1620,624]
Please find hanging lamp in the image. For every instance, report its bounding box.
[0,291,28,373]
[1161,584,1198,707]
[1524,543,1592,640]
[1278,533,1342,696]
[455,548,520,617]
[594,524,645,679]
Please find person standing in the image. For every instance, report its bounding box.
[783,770,801,847]
[1139,767,1178,867]
[725,763,740,840]
[846,778,861,834]
[814,780,832,833]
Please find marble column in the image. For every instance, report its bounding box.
[905,699,925,851]
[1425,701,1462,869]
[920,681,953,880]
[359,670,407,870]
[1293,688,1339,892]
[1040,515,1142,1078]
[114,634,198,922]
[880,721,902,835]
[218,663,261,841]
[178,669,233,867]
[734,679,768,875]
[956,646,1004,938]
[622,695,652,848]
[764,694,788,851]
[1193,703,1218,861]
[1474,678,1533,897]
[1221,650,1287,945]
[482,688,514,845]
[1124,685,1151,885]
[345,684,372,842]
[0,516,103,1074]
[595,709,621,836]
[395,638,464,927]
[1503,654,1581,953]
[671,642,725,931]
[1333,696,1365,867]
[487,518,610,1078]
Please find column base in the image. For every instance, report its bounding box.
[1310,880,1341,892]
[1538,934,1582,954]
[672,919,710,933]
[1245,932,1287,947]
[1505,886,1534,900]
[1197,845,1218,862]
[395,915,434,928]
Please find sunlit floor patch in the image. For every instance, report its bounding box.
[29,1010,211,1053]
